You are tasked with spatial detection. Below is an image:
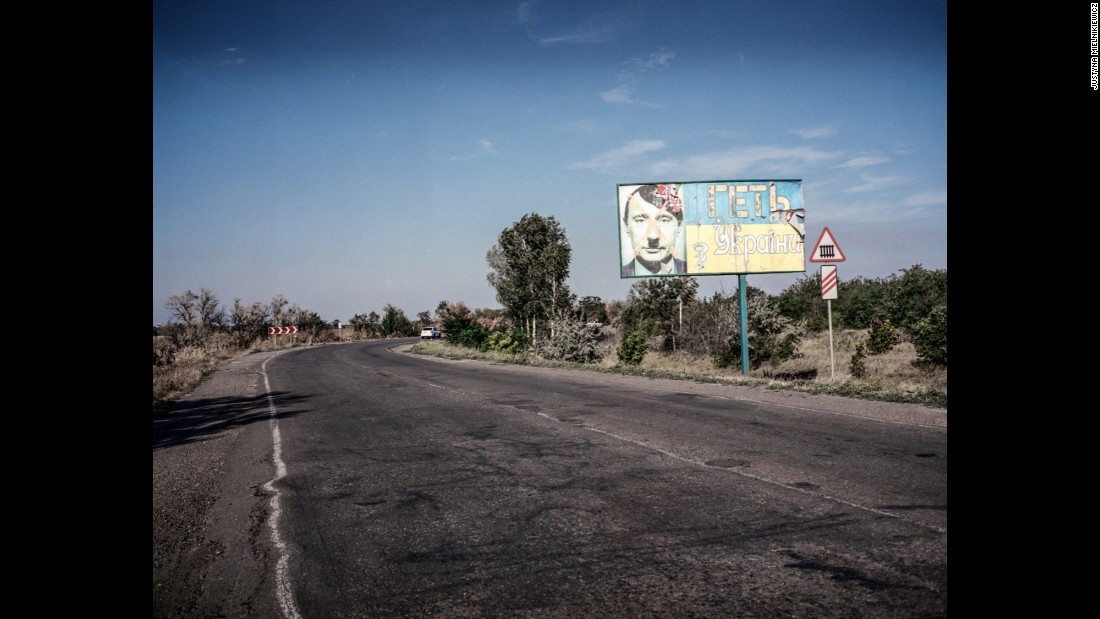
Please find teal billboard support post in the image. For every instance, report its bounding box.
[739,274,750,376]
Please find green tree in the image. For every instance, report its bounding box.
[438,301,474,338]
[537,319,603,363]
[834,276,890,330]
[164,288,227,346]
[269,294,290,326]
[911,304,947,367]
[617,329,649,366]
[486,213,572,346]
[776,273,827,332]
[886,264,947,333]
[577,295,607,324]
[349,311,382,338]
[713,289,800,370]
[349,313,371,335]
[867,318,899,354]
[229,297,269,347]
[850,342,868,378]
[380,304,411,337]
[679,291,738,359]
[618,277,699,338]
[486,330,524,353]
[296,310,330,339]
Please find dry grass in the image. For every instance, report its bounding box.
[638,329,945,406]
[152,342,248,408]
[412,328,947,408]
[152,331,332,408]
[762,329,947,392]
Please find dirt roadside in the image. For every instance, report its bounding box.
[153,349,288,618]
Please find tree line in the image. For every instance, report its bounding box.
[154,212,946,371]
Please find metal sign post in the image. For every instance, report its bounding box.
[739,274,750,375]
[809,229,846,382]
[821,264,838,380]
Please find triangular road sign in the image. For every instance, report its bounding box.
[808,226,846,263]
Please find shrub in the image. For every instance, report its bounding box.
[911,305,947,367]
[486,330,524,353]
[617,329,648,366]
[450,324,490,350]
[850,342,868,378]
[867,318,898,354]
[537,320,603,363]
[777,332,802,362]
[713,337,740,369]
[714,325,803,370]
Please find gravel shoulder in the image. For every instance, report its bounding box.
[153,349,288,618]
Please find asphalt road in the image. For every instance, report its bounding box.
[153,339,947,618]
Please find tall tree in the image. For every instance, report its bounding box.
[577,296,607,324]
[380,304,411,337]
[230,297,270,346]
[619,277,699,337]
[269,294,290,325]
[164,288,224,329]
[886,264,947,333]
[776,273,827,332]
[486,213,572,345]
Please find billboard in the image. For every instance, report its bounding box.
[617,180,805,278]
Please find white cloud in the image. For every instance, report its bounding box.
[479,138,496,154]
[601,49,674,107]
[561,119,604,134]
[569,139,666,171]
[534,9,633,45]
[635,50,674,70]
[845,175,906,193]
[600,86,635,104]
[903,191,946,207]
[649,145,845,179]
[221,47,246,66]
[540,28,620,45]
[836,155,890,169]
[518,1,536,24]
[811,199,935,224]
[793,126,838,139]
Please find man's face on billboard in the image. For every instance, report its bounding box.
[626,192,680,264]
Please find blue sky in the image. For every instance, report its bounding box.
[153,0,947,326]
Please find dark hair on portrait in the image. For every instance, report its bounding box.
[623,184,684,224]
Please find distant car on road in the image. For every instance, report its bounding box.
[420,327,441,339]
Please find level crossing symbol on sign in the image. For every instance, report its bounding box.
[808,227,846,263]
[268,326,299,335]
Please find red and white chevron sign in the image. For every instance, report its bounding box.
[268,326,299,335]
[821,265,838,300]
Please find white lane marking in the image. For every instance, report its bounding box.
[262,357,303,619]
[535,410,945,535]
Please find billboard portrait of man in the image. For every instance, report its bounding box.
[620,183,687,277]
